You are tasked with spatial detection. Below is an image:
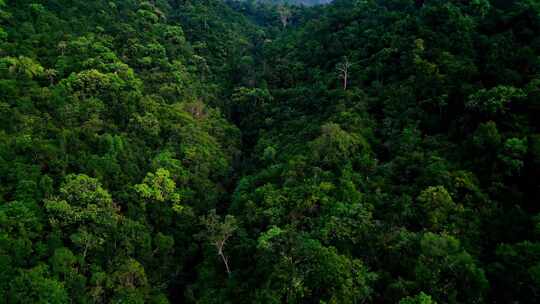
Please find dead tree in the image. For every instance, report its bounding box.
[278,5,291,29]
[198,210,238,277]
[336,56,352,90]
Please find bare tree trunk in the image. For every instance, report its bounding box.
[218,248,231,276]
[337,57,352,90]
[216,241,232,277]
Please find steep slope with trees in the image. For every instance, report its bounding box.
[244,0,333,6]
[1,0,540,303]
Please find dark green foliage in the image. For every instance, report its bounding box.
[1,0,539,302]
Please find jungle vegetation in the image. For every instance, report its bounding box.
[1,0,540,303]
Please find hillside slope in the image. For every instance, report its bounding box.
[1,0,540,303]
[254,0,333,6]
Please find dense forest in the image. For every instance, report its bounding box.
[238,0,333,6]
[0,0,539,303]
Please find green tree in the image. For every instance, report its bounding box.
[44,175,119,262]
[415,233,488,304]
[417,186,464,232]
[466,86,525,115]
[9,265,68,304]
[399,292,437,304]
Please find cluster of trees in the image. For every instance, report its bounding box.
[0,0,247,302]
[237,0,333,7]
[1,0,540,303]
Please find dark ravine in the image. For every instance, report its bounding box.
[1,0,540,303]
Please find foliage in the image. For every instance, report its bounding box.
[1,0,539,302]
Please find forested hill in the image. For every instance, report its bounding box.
[241,0,333,6]
[1,0,540,303]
